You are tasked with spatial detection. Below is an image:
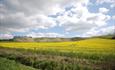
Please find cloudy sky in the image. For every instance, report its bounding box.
[0,0,115,39]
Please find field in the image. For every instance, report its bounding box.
[0,57,37,70]
[0,38,115,70]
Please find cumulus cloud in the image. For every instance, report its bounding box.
[0,34,14,39]
[0,12,56,32]
[0,0,89,33]
[96,0,115,8]
[0,0,114,37]
[0,12,31,32]
[0,0,89,15]
[112,15,115,20]
[82,26,115,37]
[26,32,64,38]
[99,7,109,14]
[110,4,115,8]
[0,0,64,33]
[96,0,115,4]
[56,3,111,34]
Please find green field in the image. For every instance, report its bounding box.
[0,57,37,70]
[0,38,115,70]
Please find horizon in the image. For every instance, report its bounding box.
[0,34,114,40]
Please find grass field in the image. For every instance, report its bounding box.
[0,38,115,70]
[0,57,37,70]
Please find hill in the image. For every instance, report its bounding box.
[0,36,84,42]
[0,34,114,42]
[91,34,115,39]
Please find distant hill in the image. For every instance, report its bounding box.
[71,37,87,41]
[13,36,34,42]
[0,34,114,42]
[90,34,115,39]
[0,36,84,42]
[34,37,71,42]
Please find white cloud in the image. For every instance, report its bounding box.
[1,0,89,15]
[26,32,64,38]
[82,26,115,37]
[0,34,14,39]
[112,15,115,20]
[0,0,90,33]
[0,12,56,32]
[56,3,111,34]
[96,0,115,9]
[0,12,30,32]
[96,0,115,4]
[30,14,56,29]
[99,7,109,14]
[0,0,114,37]
[110,4,115,8]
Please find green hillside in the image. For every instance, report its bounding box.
[91,35,115,39]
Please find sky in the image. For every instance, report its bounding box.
[0,0,115,39]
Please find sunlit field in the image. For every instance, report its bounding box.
[0,38,115,53]
[0,38,115,70]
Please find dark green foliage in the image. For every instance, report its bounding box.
[0,57,37,70]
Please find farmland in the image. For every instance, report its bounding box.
[0,38,115,70]
[0,57,37,70]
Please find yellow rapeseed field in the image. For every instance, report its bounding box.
[0,38,115,54]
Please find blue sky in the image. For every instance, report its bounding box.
[0,0,115,39]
